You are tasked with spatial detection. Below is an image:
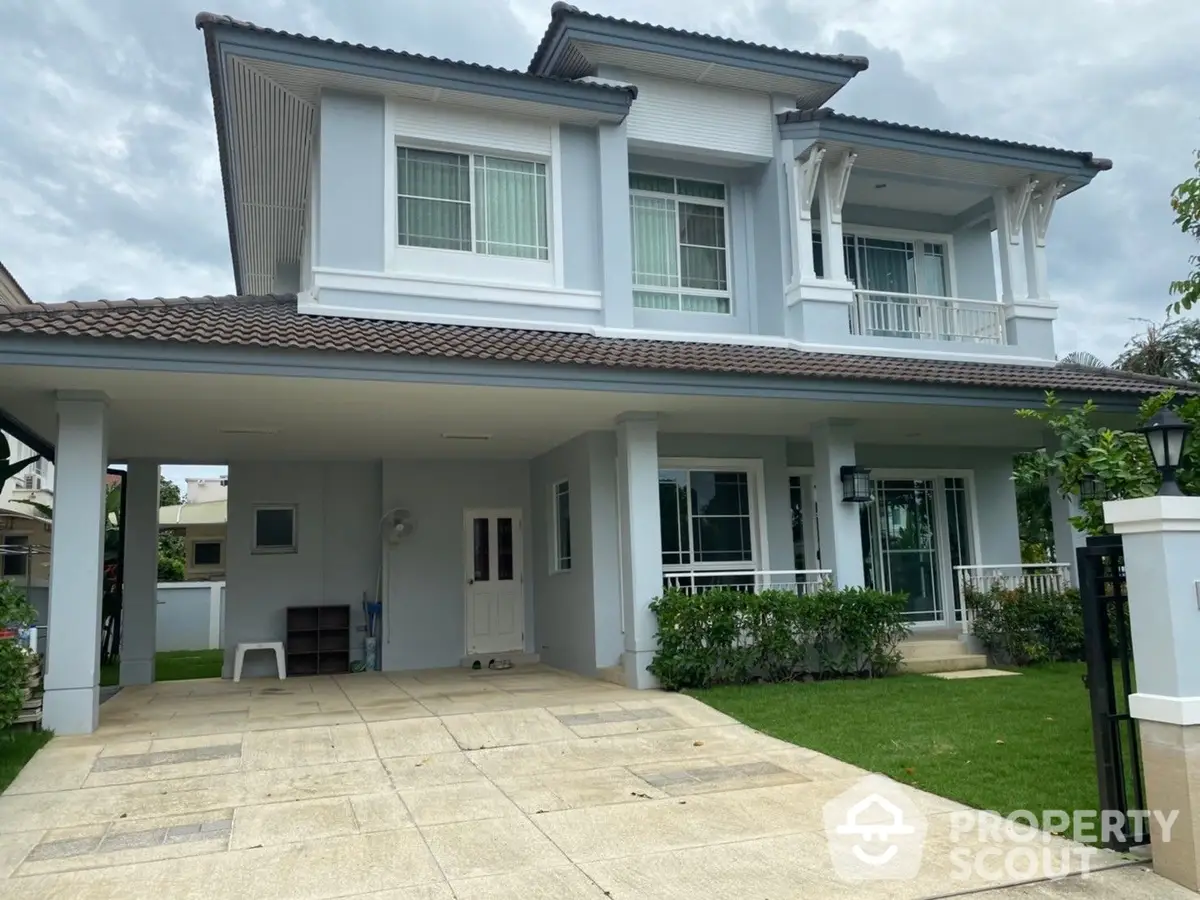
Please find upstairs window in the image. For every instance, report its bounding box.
[396,147,548,260]
[813,232,950,297]
[629,174,730,314]
[552,480,571,572]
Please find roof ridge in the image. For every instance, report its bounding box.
[529,3,869,75]
[0,293,294,318]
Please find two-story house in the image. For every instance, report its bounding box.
[0,5,1179,733]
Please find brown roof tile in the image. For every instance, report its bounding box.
[0,294,1187,396]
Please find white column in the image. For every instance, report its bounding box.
[1048,477,1086,586]
[119,460,159,685]
[615,414,662,689]
[992,179,1035,304]
[43,394,108,735]
[816,151,856,284]
[787,147,824,285]
[811,420,864,588]
[1105,497,1200,891]
[1021,180,1059,302]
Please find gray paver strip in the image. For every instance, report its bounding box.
[554,707,671,727]
[24,818,233,862]
[91,743,243,771]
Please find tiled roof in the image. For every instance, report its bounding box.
[778,108,1113,170]
[528,3,869,76]
[194,12,637,98]
[0,294,1185,396]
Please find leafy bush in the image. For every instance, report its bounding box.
[648,585,910,691]
[965,585,1084,666]
[0,580,37,728]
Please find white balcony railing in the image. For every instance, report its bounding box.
[851,290,1007,344]
[954,563,1073,634]
[663,569,832,595]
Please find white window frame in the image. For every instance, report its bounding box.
[630,173,734,315]
[550,480,571,573]
[658,458,769,576]
[382,116,564,291]
[814,223,959,298]
[252,505,297,555]
[189,538,225,570]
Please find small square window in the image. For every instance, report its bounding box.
[552,481,571,572]
[253,506,296,554]
[192,540,223,567]
[2,535,29,578]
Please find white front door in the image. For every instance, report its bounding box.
[463,509,524,655]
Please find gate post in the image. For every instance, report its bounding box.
[1106,496,1200,892]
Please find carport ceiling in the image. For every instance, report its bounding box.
[0,367,1052,464]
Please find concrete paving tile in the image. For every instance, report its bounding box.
[0,829,44,879]
[493,766,667,814]
[356,700,434,722]
[83,755,244,788]
[231,796,357,849]
[240,723,376,770]
[349,792,414,832]
[97,740,153,758]
[368,718,459,758]
[450,866,611,899]
[440,708,578,749]
[343,883,456,899]
[566,714,688,738]
[420,815,570,881]
[241,710,363,732]
[17,832,229,879]
[624,696,739,728]
[972,864,1197,898]
[1,744,101,794]
[399,779,519,826]
[383,752,482,789]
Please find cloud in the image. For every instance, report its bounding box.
[2,0,1197,363]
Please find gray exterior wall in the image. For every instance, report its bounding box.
[155,583,220,652]
[560,125,604,293]
[317,92,385,272]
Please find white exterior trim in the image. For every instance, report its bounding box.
[1105,496,1200,534]
[1005,300,1060,321]
[1129,693,1200,726]
[311,268,602,310]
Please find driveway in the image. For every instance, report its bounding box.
[0,665,1186,899]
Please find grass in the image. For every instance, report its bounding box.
[0,729,52,794]
[694,663,1102,831]
[99,649,224,687]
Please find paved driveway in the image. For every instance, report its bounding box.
[0,666,1186,899]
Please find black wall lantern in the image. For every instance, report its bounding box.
[840,465,872,503]
[1079,474,1105,502]
[1139,408,1192,496]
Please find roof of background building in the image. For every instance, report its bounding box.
[0,263,33,309]
[0,294,1188,397]
[159,499,228,528]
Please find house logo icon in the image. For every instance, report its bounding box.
[823,774,928,881]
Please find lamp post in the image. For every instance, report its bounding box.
[840,465,872,503]
[1138,408,1192,497]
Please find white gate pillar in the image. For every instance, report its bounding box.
[120,460,160,685]
[43,393,108,734]
[616,414,662,689]
[1106,496,1200,892]
[812,419,864,589]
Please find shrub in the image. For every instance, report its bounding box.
[0,580,37,728]
[964,585,1084,666]
[648,585,911,690]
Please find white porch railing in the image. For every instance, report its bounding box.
[851,290,1007,344]
[663,569,832,595]
[954,563,1073,634]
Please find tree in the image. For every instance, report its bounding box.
[1113,317,1200,382]
[1057,351,1106,368]
[1016,390,1200,535]
[159,476,182,507]
[1170,150,1200,314]
[0,435,38,490]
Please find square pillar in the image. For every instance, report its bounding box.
[43,394,108,735]
[1105,496,1200,892]
[598,120,633,329]
[120,460,160,685]
[616,414,661,689]
[812,420,864,589]
[816,151,855,285]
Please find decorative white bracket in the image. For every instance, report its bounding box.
[1001,177,1037,245]
[824,150,857,225]
[1030,179,1063,247]
[794,145,826,220]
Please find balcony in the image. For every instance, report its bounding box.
[851,290,1007,344]
[662,568,832,595]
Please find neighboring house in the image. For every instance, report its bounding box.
[0,6,1185,733]
[159,499,228,580]
[184,476,228,505]
[0,262,34,310]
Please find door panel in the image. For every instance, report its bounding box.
[861,479,944,623]
[464,510,523,654]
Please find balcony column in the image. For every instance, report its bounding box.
[615,413,662,689]
[811,419,864,589]
[786,145,824,286]
[992,178,1035,304]
[816,150,856,284]
[1021,180,1060,302]
[120,460,160,685]
[42,393,108,735]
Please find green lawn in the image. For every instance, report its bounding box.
[694,663,1101,832]
[99,649,224,686]
[0,729,52,794]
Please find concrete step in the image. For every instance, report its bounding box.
[899,654,989,674]
[900,639,968,660]
[458,651,540,669]
[597,665,626,686]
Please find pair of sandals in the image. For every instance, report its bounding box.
[470,658,513,670]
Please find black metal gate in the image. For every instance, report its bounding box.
[1076,533,1147,851]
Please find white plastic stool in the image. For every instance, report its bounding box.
[233,641,286,682]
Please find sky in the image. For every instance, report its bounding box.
[1,0,1198,495]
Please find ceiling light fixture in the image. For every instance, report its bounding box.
[219,426,280,435]
[441,433,492,441]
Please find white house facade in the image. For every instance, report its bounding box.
[0,5,1175,733]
